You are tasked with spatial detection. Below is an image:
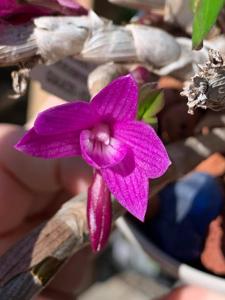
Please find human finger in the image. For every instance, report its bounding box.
[0,124,92,233]
[157,286,225,300]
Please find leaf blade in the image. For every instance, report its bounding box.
[192,0,225,49]
[138,84,164,126]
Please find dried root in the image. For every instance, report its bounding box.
[181,49,225,115]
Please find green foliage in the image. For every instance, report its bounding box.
[138,83,164,126]
[190,0,200,13]
[192,0,225,49]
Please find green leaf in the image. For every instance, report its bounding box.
[192,0,225,49]
[142,115,158,125]
[190,0,200,13]
[138,83,164,126]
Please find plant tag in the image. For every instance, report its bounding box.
[30,58,95,100]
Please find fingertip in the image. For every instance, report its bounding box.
[59,157,92,195]
[0,124,61,192]
[0,170,32,234]
[0,219,40,256]
[159,286,225,300]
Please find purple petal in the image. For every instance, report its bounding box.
[0,0,88,25]
[57,0,81,8]
[90,75,138,122]
[101,150,149,221]
[57,0,86,11]
[0,0,51,20]
[56,0,88,15]
[80,129,128,169]
[114,121,171,178]
[87,171,112,252]
[0,0,86,20]
[34,101,99,135]
[15,128,81,159]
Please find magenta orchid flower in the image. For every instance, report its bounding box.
[0,0,87,24]
[15,75,171,252]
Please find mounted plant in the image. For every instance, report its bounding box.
[0,0,225,299]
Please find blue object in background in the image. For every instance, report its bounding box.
[150,172,224,262]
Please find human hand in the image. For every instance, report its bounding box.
[158,286,225,300]
[0,121,94,300]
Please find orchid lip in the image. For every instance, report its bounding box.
[80,121,128,170]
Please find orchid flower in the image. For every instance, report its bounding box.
[0,0,87,24]
[15,75,171,252]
